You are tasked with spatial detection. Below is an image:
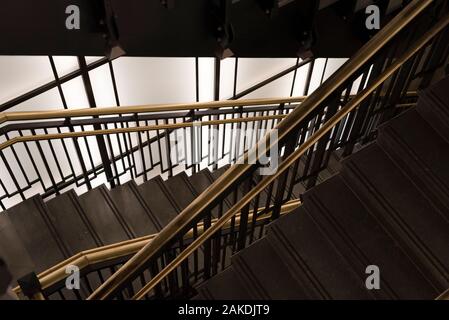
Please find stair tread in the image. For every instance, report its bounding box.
[292,181,306,198]
[208,165,230,181]
[188,169,232,217]
[208,165,273,209]
[378,108,449,213]
[232,238,308,299]
[303,174,438,299]
[108,181,160,236]
[6,196,65,273]
[417,77,449,140]
[0,213,36,281]
[267,207,372,299]
[295,148,343,188]
[186,170,213,196]
[46,190,99,255]
[196,266,253,300]
[342,142,449,287]
[162,173,196,211]
[205,167,238,212]
[137,177,178,227]
[77,185,132,245]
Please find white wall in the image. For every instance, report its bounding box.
[0,56,349,210]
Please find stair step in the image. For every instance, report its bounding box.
[137,176,178,227]
[195,266,253,300]
[46,190,100,255]
[341,142,449,290]
[378,108,449,216]
[208,165,274,210]
[232,238,308,299]
[162,172,197,212]
[185,170,227,217]
[208,165,230,181]
[77,185,133,245]
[267,207,373,299]
[0,213,36,281]
[207,166,244,210]
[186,169,213,196]
[417,77,449,141]
[108,181,160,236]
[292,180,306,198]
[5,196,66,273]
[294,148,344,193]
[302,174,438,299]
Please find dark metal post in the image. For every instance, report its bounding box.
[17,272,44,300]
[212,58,221,170]
[271,128,301,220]
[77,56,116,188]
[237,177,252,251]
[48,56,93,190]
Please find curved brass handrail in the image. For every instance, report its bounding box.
[0,114,287,151]
[130,11,449,300]
[86,0,433,300]
[13,234,157,296]
[14,199,299,298]
[10,227,199,296]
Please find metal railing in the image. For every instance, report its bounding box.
[0,98,305,211]
[0,55,421,212]
[0,56,318,211]
[0,93,417,211]
[15,200,300,300]
[3,0,448,300]
[80,0,449,300]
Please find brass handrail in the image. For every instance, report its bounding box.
[14,234,158,296]
[0,114,287,151]
[0,98,416,152]
[14,199,299,298]
[88,0,433,300]
[0,96,309,125]
[0,92,417,127]
[129,11,449,300]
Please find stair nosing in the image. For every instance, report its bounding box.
[33,196,71,259]
[342,156,449,288]
[379,126,449,217]
[304,191,396,299]
[98,185,136,239]
[232,251,271,300]
[203,170,233,209]
[127,181,164,231]
[67,190,103,247]
[155,177,182,213]
[267,223,331,299]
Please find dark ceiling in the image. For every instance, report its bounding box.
[0,0,401,58]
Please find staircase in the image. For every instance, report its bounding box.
[0,166,237,282]
[0,152,344,287]
[194,78,449,300]
[1,1,447,299]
